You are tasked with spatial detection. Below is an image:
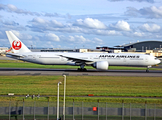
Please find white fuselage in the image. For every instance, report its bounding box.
[7,52,161,67]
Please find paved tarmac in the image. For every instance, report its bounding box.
[0,68,162,76]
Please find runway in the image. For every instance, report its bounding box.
[0,68,162,76]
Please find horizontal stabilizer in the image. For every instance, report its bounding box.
[6,53,25,59]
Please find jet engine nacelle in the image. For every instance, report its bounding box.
[92,61,109,70]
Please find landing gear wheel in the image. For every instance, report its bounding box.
[83,68,87,71]
[77,68,87,71]
[146,66,151,73]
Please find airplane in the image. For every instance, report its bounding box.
[5,31,161,72]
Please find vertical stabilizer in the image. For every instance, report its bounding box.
[6,31,31,53]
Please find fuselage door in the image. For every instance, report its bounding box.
[145,56,148,62]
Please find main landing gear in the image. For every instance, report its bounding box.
[77,68,87,71]
[77,64,87,71]
[146,66,151,73]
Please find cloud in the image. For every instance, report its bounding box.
[94,30,122,36]
[31,33,105,48]
[133,32,145,37]
[60,35,104,47]
[30,18,63,27]
[27,17,123,37]
[93,38,103,42]
[125,6,162,19]
[44,13,59,17]
[0,19,26,31]
[27,18,84,33]
[92,38,103,44]
[75,35,88,42]
[109,20,131,31]
[0,4,40,16]
[2,20,19,26]
[27,17,162,40]
[68,36,75,42]
[26,17,140,38]
[107,0,154,3]
[0,4,6,10]
[74,18,107,29]
[31,17,47,24]
[124,7,139,17]
[60,35,104,45]
[0,4,64,18]
[140,6,162,19]
[123,30,162,39]
[28,17,64,32]
[45,33,60,41]
[66,35,90,43]
[139,24,161,32]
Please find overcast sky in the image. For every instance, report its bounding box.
[0,0,162,49]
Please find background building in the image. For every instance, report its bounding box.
[97,41,162,52]
[96,41,162,58]
[115,41,162,52]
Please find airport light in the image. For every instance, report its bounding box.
[57,81,62,120]
[63,75,66,120]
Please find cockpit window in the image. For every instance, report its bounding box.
[155,57,159,60]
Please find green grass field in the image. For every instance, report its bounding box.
[1,76,162,97]
[0,76,162,104]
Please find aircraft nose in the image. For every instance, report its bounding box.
[156,59,161,64]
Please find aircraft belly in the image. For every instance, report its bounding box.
[107,58,128,66]
[22,57,67,65]
[38,58,68,65]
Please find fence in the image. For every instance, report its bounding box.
[0,100,162,120]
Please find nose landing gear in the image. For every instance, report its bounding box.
[146,66,151,73]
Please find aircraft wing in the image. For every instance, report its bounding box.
[58,55,94,64]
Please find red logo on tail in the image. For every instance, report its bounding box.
[12,40,22,50]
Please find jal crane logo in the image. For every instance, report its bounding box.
[12,40,22,50]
